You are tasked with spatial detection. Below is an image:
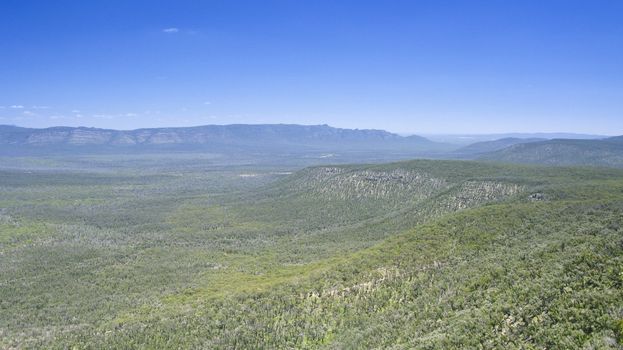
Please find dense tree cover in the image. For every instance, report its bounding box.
[0,158,622,348]
[479,137,623,168]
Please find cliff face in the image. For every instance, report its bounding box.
[0,124,448,153]
[22,128,117,145]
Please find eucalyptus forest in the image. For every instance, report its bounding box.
[1,152,622,348]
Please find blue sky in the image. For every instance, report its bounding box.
[1,0,622,134]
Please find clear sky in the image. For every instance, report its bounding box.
[1,0,622,135]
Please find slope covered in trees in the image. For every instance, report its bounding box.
[454,137,545,156]
[479,137,623,168]
[1,158,622,348]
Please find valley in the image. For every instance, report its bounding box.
[1,156,621,348]
[3,1,622,348]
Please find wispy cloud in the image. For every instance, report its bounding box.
[23,110,36,116]
[204,101,212,105]
[93,112,139,119]
[163,27,179,33]
[1,105,48,110]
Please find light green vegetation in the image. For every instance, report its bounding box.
[1,157,622,348]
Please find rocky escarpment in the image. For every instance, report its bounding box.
[284,165,525,210]
[290,167,449,201]
[0,124,444,150]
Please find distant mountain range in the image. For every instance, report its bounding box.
[0,124,453,155]
[478,136,623,168]
[2,124,622,168]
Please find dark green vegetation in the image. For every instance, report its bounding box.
[480,136,623,168]
[1,155,623,349]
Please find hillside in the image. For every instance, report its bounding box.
[1,158,622,348]
[0,124,452,155]
[479,137,623,168]
[424,133,605,146]
[454,137,545,156]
